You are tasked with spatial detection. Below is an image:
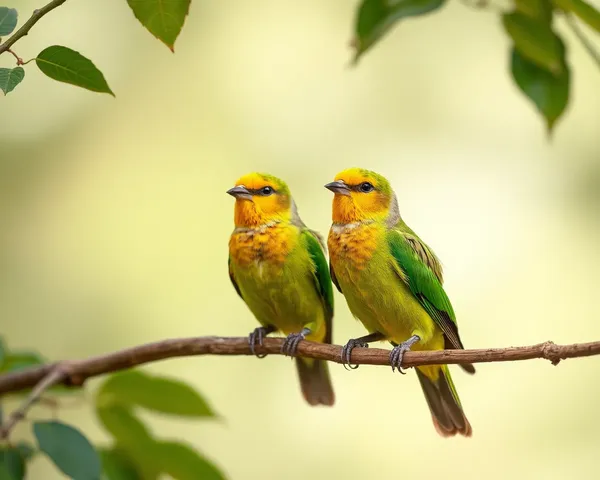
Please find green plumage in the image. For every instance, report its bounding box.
[328,167,474,435]
[229,223,335,406]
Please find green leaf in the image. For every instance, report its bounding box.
[553,0,600,33]
[502,12,563,74]
[511,47,570,132]
[0,466,13,480]
[0,351,45,373]
[126,0,190,51]
[0,7,17,36]
[0,448,24,480]
[33,421,102,480]
[95,405,152,448]
[0,67,25,96]
[353,0,446,61]
[14,443,34,462]
[98,370,216,418]
[0,337,6,367]
[515,0,552,21]
[100,448,143,480]
[153,442,226,480]
[36,46,114,95]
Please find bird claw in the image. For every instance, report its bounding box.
[341,339,369,370]
[248,327,270,358]
[389,335,420,374]
[281,329,309,357]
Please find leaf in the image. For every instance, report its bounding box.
[502,12,563,74]
[0,68,25,95]
[95,405,153,448]
[0,352,44,372]
[511,47,570,132]
[33,421,102,480]
[0,7,17,36]
[153,442,226,480]
[100,448,143,480]
[14,443,34,462]
[126,0,191,51]
[98,370,216,418]
[515,0,552,21]
[553,0,600,33]
[0,466,13,480]
[0,337,6,367]
[36,46,114,95]
[0,351,45,373]
[353,0,446,61]
[0,448,24,480]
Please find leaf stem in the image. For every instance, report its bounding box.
[0,0,69,56]
[564,12,600,69]
[6,48,23,65]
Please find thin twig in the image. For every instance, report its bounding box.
[0,366,68,439]
[0,336,599,400]
[0,0,68,56]
[6,49,23,65]
[564,12,600,68]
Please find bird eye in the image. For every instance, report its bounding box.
[359,182,374,193]
[260,186,274,196]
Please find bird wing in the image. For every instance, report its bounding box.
[387,229,464,350]
[228,255,243,300]
[329,264,342,294]
[302,229,334,344]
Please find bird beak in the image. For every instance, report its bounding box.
[227,185,252,200]
[324,181,351,196]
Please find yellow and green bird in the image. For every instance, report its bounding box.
[325,168,475,436]
[227,172,335,406]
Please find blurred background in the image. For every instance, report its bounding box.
[1,0,599,478]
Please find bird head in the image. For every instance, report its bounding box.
[325,168,396,224]
[227,173,292,228]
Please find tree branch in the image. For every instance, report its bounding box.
[1,336,599,399]
[0,0,68,56]
[0,335,598,438]
[0,367,67,439]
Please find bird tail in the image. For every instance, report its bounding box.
[416,365,472,437]
[295,358,335,406]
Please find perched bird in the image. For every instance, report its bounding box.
[325,168,475,436]
[227,172,335,406]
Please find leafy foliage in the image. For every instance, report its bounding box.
[95,369,224,479]
[553,0,600,32]
[0,66,23,95]
[126,0,191,51]
[0,447,25,480]
[34,421,102,480]
[100,448,143,480]
[353,0,446,61]
[0,7,17,36]
[153,441,226,480]
[0,0,599,132]
[511,47,570,131]
[0,338,225,479]
[98,370,216,418]
[36,46,114,95]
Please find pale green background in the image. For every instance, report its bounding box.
[1,0,599,479]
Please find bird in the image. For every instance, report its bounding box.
[227,172,335,406]
[325,167,474,435]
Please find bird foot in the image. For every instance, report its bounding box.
[341,339,369,370]
[248,327,271,358]
[281,328,310,357]
[389,335,420,374]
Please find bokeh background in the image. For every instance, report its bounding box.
[2,0,600,478]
